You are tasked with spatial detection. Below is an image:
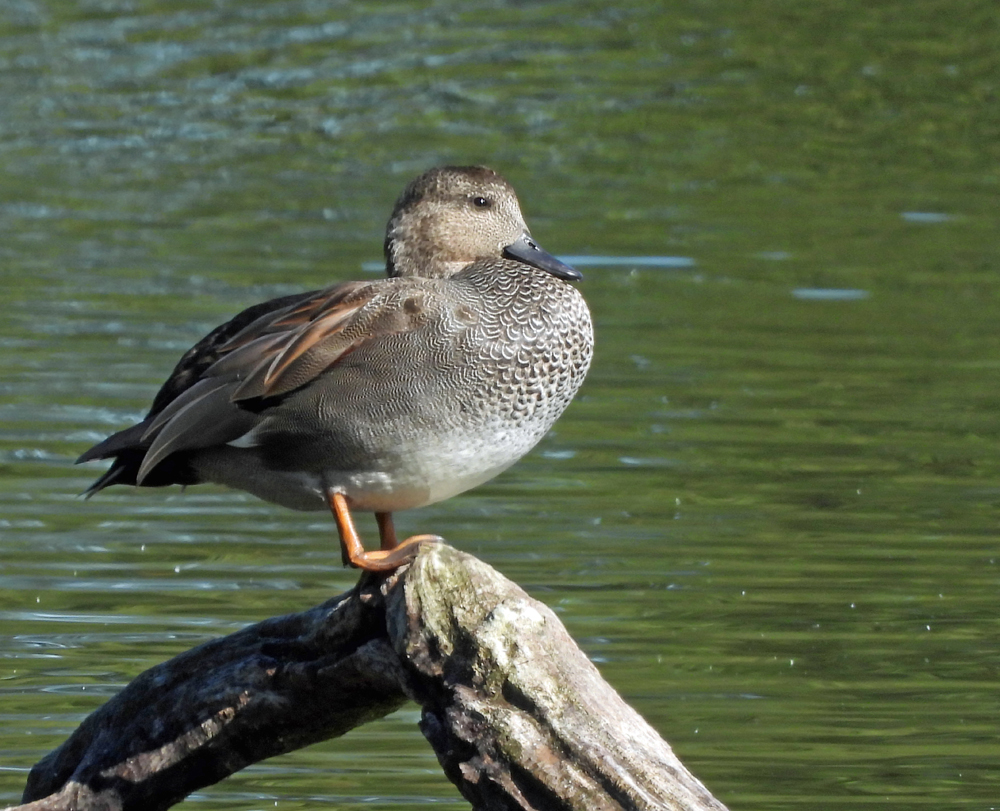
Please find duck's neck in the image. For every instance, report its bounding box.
[384,218,472,279]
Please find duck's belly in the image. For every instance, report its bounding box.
[193,418,545,514]
[336,450,519,513]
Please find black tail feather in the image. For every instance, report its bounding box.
[76,422,150,465]
[80,451,144,497]
[78,437,196,496]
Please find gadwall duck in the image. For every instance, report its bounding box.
[78,166,594,571]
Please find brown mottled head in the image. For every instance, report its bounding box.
[383,166,580,281]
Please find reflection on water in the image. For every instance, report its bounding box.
[790,288,869,300]
[3,1,1000,809]
[564,255,697,268]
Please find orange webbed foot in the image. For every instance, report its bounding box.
[328,492,442,573]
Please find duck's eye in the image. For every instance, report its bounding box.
[471,196,492,209]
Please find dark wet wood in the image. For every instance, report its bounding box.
[12,544,729,811]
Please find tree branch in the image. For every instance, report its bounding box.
[11,544,728,811]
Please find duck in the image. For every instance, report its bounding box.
[78,165,594,572]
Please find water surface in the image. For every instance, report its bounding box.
[2,2,999,809]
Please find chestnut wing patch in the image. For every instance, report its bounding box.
[220,284,428,402]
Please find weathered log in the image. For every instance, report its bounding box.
[10,543,728,811]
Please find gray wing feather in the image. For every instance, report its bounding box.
[137,380,255,484]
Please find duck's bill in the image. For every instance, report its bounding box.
[503,234,582,281]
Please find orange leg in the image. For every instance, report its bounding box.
[327,491,441,572]
[375,512,398,550]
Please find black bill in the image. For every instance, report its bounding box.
[503,233,582,281]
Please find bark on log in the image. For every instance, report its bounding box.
[10,543,728,811]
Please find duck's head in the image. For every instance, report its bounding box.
[383,165,581,282]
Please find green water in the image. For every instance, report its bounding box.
[2,1,999,808]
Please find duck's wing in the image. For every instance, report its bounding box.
[205,280,387,402]
[76,279,383,489]
[128,278,439,486]
[77,289,322,466]
[145,290,325,416]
